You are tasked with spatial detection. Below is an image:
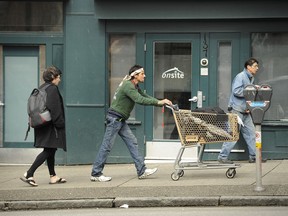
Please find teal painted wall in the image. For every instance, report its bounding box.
[64,0,106,164]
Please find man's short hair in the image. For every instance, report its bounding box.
[244,58,259,68]
[43,66,62,82]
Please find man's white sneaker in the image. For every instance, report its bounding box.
[90,175,112,182]
[138,168,158,179]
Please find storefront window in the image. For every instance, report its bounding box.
[0,1,63,32]
[153,42,192,139]
[252,33,288,121]
[109,34,136,118]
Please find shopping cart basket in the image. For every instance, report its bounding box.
[166,104,241,181]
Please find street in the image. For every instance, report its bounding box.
[1,207,288,216]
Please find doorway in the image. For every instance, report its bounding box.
[203,33,248,161]
[144,33,201,161]
[0,46,44,164]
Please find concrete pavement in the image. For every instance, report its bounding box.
[1,160,288,211]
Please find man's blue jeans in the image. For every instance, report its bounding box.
[218,110,256,160]
[91,114,146,177]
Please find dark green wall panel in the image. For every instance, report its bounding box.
[65,15,105,104]
[262,127,288,159]
[95,1,288,20]
[64,0,106,164]
[66,107,106,164]
[52,44,64,93]
[67,0,94,13]
[52,45,64,72]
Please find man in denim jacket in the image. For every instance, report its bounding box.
[218,58,260,164]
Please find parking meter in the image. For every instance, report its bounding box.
[257,84,273,102]
[243,84,272,192]
[243,84,257,101]
[244,84,273,125]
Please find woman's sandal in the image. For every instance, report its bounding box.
[49,177,67,184]
[20,173,38,187]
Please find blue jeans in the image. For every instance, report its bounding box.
[91,114,146,177]
[218,110,256,160]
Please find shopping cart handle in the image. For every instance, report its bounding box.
[165,104,179,111]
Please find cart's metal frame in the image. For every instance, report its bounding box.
[166,105,241,181]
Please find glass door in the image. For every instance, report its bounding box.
[145,34,200,161]
[153,42,193,140]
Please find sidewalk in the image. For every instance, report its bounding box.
[1,160,288,211]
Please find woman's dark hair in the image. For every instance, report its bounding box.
[43,66,62,82]
[244,57,259,69]
[129,64,143,75]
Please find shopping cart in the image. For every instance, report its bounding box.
[166,104,241,181]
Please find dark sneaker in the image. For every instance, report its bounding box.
[249,158,267,163]
[218,158,234,164]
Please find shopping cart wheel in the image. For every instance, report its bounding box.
[179,170,184,177]
[226,168,236,179]
[171,172,180,181]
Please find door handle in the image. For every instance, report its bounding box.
[197,91,203,108]
[189,96,198,103]
[189,91,203,108]
[0,101,4,107]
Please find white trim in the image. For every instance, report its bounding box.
[145,141,197,163]
[0,148,42,165]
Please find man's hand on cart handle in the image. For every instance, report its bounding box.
[158,99,172,106]
[165,103,179,111]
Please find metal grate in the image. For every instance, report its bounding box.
[173,110,239,146]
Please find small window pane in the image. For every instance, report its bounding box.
[252,33,288,121]
[218,42,232,111]
[0,1,63,32]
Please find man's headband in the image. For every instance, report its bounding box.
[130,68,144,77]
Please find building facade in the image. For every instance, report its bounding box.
[0,0,288,164]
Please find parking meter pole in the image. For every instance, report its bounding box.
[254,124,264,192]
[244,84,272,192]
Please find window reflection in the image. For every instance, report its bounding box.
[109,34,136,118]
[252,33,288,121]
[0,1,63,32]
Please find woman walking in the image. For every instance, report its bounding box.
[20,66,66,186]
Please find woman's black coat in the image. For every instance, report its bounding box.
[34,83,66,151]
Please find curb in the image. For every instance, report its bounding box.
[1,199,113,211]
[1,196,288,211]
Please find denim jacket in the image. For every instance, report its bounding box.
[228,69,254,113]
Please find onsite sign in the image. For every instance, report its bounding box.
[161,67,184,79]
